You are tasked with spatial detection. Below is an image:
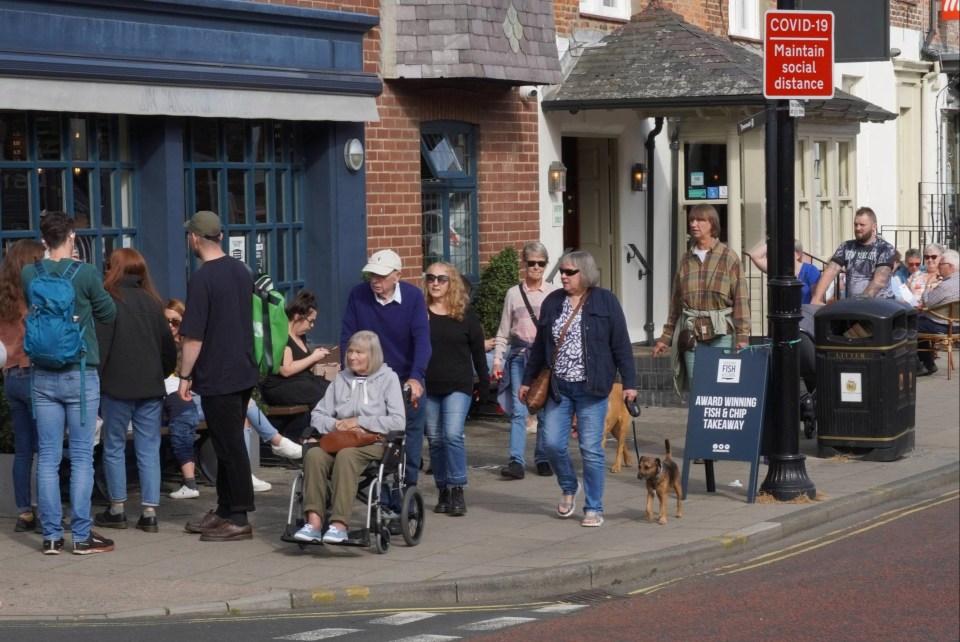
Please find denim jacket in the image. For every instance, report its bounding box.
[522,287,637,398]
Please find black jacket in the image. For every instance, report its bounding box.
[97,275,177,400]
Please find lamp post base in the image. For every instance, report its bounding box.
[760,453,816,501]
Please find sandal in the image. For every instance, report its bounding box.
[581,511,604,528]
[557,486,580,518]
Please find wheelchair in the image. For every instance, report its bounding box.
[279,431,425,554]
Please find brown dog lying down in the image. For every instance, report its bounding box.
[637,438,683,525]
[571,383,633,473]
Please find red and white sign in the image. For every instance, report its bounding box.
[944,0,959,21]
[764,10,834,100]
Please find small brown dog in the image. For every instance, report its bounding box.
[637,439,683,525]
[604,383,633,473]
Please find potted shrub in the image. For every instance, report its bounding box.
[473,245,520,339]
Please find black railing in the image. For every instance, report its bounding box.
[881,184,959,251]
[744,251,838,337]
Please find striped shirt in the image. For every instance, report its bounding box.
[660,239,751,345]
[493,280,559,361]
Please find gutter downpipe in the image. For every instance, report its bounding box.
[669,119,682,303]
[644,116,665,345]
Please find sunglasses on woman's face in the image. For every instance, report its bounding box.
[168,318,181,329]
[424,273,450,284]
[526,260,547,268]
[907,262,921,268]
[924,255,940,261]
[558,268,580,277]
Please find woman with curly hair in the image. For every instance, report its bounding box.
[422,262,489,516]
[0,240,46,532]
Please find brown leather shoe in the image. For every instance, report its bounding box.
[198,521,253,542]
[185,510,227,534]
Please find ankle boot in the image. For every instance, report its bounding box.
[434,487,451,514]
[450,486,466,516]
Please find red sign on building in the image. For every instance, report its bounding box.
[764,10,834,100]
[944,0,959,21]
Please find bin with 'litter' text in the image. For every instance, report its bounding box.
[814,298,916,461]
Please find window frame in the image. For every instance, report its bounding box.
[579,0,631,21]
[729,0,763,41]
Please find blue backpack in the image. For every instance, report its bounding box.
[24,260,87,370]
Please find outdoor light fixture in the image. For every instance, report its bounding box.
[548,161,567,193]
[631,163,647,191]
[344,138,365,171]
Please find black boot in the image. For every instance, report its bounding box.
[449,486,466,516]
[434,487,451,514]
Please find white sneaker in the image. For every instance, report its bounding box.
[271,436,303,459]
[251,475,272,492]
[169,485,200,499]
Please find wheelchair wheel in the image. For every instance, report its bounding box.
[400,485,425,546]
[374,526,391,554]
[803,418,816,440]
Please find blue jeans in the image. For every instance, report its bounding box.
[684,334,734,379]
[100,394,163,507]
[32,367,100,541]
[404,386,427,486]
[164,392,198,466]
[424,391,471,488]
[542,379,609,514]
[508,352,547,467]
[5,367,37,513]
[246,403,279,443]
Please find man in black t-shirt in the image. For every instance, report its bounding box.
[811,206,896,304]
[177,211,259,542]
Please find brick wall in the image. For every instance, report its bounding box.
[891,0,923,31]
[366,83,541,276]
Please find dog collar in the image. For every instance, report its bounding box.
[651,462,665,481]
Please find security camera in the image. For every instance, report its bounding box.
[519,86,539,103]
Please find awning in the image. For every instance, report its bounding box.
[0,77,379,123]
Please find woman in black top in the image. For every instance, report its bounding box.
[261,290,331,410]
[423,262,489,516]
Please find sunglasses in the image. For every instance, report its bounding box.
[424,273,450,284]
[924,255,940,261]
[526,260,547,268]
[168,318,181,329]
[906,262,921,268]
[558,268,580,277]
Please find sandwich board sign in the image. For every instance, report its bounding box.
[681,347,770,503]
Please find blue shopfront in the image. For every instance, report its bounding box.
[0,0,380,342]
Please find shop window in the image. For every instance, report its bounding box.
[421,121,478,282]
[0,111,136,270]
[579,0,631,21]
[183,119,304,298]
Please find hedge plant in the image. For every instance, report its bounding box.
[474,246,520,338]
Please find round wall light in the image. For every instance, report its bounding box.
[344,138,365,172]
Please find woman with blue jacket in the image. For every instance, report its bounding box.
[519,251,637,528]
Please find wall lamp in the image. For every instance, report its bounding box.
[631,163,647,192]
[344,138,365,172]
[548,161,567,193]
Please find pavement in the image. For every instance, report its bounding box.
[0,366,957,621]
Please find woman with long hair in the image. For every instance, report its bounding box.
[422,262,489,516]
[94,248,177,533]
[0,240,47,532]
[261,290,331,407]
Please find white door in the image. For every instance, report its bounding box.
[576,138,619,293]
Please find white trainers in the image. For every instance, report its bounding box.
[169,485,200,499]
[251,475,272,492]
[271,436,303,459]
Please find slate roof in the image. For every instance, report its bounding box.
[387,0,563,85]
[543,4,896,123]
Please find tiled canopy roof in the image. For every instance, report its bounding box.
[543,4,896,123]
[386,0,563,85]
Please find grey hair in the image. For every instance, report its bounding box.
[923,242,945,256]
[522,242,549,262]
[346,330,384,374]
[794,239,804,254]
[905,248,921,261]
[940,249,960,268]
[561,250,601,288]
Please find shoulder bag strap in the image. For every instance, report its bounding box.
[518,282,537,324]
[553,289,590,358]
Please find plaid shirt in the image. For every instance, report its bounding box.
[660,239,751,345]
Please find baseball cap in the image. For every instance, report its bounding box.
[362,249,402,276]
[183,211,222,238]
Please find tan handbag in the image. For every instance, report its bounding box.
[319,430,383,454]
[525,291,590,413]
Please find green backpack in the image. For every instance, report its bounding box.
[252,274,289,376]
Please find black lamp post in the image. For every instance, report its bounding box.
[760,0,817,500]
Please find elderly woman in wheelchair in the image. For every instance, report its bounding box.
[292,331,406,545]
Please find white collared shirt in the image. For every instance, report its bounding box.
[375,283,402,307]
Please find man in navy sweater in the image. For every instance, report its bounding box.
[340,249,432,487]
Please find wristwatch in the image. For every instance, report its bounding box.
[179,373,193,382]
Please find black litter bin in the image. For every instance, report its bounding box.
[814,299,916,461]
